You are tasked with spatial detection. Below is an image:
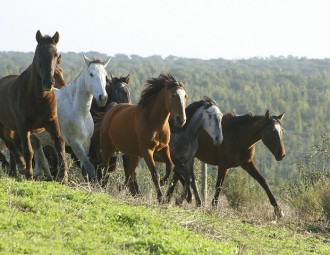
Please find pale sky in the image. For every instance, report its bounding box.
[1,0,330,59]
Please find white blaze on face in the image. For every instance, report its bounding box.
[177,89,186,107]
[274,123,283,138]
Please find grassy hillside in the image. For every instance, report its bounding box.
[0,178,329,255]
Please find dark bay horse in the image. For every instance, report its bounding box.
[168,110,286,218]
[2,59,66,177]
[0,31,68,182]
[100,73,187,201]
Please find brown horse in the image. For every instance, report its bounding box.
[100,73,187,201]
[0,30,68,182]
[167,110,286,218]
[2,59,66,177]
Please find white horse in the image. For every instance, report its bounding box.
[31,55,110,181]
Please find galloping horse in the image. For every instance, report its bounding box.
[1,58,66,177]
[169,110,286,217]
[32,55,110,181]
[160,97,223,206]
[0,31,68,182]
[100,73,187,201]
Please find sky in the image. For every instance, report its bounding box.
[1,0,330,60]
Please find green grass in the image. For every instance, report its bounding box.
[0,178,329,255]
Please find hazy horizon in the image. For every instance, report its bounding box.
[1,0,330,60]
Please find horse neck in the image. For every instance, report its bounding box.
[240,116,266,148]
[142,90,170,129]
[183,108,205,141]
[26,63,44,98]
[69,71,93,116]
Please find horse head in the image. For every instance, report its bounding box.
[35,30,60,91]
[107,74,131,105]
[201,97,223,145]
[83,55,111,107]
[261,110,286,161]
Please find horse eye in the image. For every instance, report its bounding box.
[90,73,94,77]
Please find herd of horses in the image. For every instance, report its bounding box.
[0,31,286,218]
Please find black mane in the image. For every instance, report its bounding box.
[170,96,217,131]
[138,73,183,107]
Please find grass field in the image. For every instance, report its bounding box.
[0,176,329,255]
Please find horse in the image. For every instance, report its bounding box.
[100,73,187,202]
[45,74,131,179]
[168,110,286,218]
[0,30,68,182]
[89,74,131,177]
[1,58,66,176]
[31,55,110,181]
[134,96,223,207]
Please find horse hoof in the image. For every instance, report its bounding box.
[274,206,284,219]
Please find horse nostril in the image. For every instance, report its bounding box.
[282,154,286,159]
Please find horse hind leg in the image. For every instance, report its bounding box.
[123,155,140,197]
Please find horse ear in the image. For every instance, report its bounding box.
[126,74,130,84]
[57,55,62,65]
[278,112,285,122]
[83,55,91,65]
[102,58,111,68]
[265,110,270,118]
[52,32,60,44]
[36,30,43,43]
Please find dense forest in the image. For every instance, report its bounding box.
[0,51,329,190]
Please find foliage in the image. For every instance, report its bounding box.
[286,134,330,220]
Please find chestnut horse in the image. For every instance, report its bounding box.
[168,110,286,217]
[100,73,187,201]
[0,31,68,182]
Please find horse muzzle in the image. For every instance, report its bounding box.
[214,134,223,145]
[97,95,108,107]
[174,116,186,128]
[42,79,55,92]
[275,153,285,161]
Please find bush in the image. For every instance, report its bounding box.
[223,170,253,210]
[286,133,330,220]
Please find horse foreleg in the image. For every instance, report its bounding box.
[2,132,25,176]
[45,121,68,184]
[157,146,174,186]
[187,159,202,207]
[241,161,284,218]
[212,166,228,207]
[70,140,96,182]
[100,139,116,187]
[124,155,140,197]
[143,149,162,202]
[16,128,33,180]
[30,134,53,181]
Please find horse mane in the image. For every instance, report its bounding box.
[138,73,183,107]
[170,96,217,131]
